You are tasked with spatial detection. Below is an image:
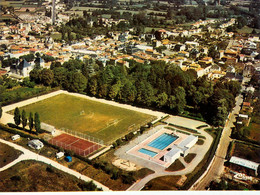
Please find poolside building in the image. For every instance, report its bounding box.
[163,135,198,163]
[164,146,182,163]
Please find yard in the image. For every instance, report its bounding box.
[231,141,260,163]
[0,142,22,168]
[17,94,153,144]
[0,160,101,192]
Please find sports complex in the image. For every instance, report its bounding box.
[127,127,198,168]
[4,90,159,157]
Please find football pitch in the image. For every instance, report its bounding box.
[19,94,154,143]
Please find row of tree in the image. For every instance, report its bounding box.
[28,57,240,126]
[13,107,41,133]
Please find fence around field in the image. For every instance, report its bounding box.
[60,128,104,146]
[49,139,102,156]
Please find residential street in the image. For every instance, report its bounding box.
[0,138,110,191]
[190,93,244,190]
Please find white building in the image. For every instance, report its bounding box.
[230,156,259,175]
[164,135,198,164]
[164,146,182,163]
[28,139,44,150]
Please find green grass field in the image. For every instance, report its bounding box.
[19,94,154,143]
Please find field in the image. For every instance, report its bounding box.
[0,143,22,168]
[19,94,153,143]
[143,175,181,190]
[231,141,260,163]
[0,160,101,192]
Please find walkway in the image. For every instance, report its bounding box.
[0,138,110,191]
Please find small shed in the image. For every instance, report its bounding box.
[56,152,64,159]
[65,156,72,162]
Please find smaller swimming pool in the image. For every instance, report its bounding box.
[138,148,157,157]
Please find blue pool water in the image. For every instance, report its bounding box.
[138,148,158,157]
[148,133,178,150]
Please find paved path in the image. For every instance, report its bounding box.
[0,138,110,191]
[191,93,244,190]
[125,125,213,191]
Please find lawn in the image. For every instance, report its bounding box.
[165,159,185,172]
[231,141,260,163]
[143,175,181,190]
[184,153,196,163]
[0,143,22,168]
[18,94,154,144]
[0,160,101,192]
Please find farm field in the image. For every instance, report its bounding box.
[0,160,101,192]
[18,94,154,144]
[231,141,260,163]
[0,143,22,168]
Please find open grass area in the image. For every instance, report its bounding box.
[231,141,260,163]
[237,26,260,34]
[0,143,22,168]
[0,160,101,192]
[184,153,196,163]
[196,139,204,145]
[249,123,260,143]
[165,159,185,172]
[143,175,181,190]
[18,94,153,144]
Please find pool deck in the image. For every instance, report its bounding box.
[127,128,188,167]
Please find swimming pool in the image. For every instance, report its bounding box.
[148,133,178,150]
[138,148,158,157]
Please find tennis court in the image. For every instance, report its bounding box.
[49,134,102,156]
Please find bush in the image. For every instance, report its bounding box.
[46,166,54,173]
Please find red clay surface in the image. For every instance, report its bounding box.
[49,133,101,156]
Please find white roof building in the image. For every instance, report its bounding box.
[28,139,44,150]
[230,156,259,171]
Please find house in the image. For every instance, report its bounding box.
[226,65,235,73]
[174,44,186,51]
[28,139,44,150]
[225,72,243,82]
[10,59,34,77]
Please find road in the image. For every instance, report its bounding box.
[0,138,110,191]
[191,93,244,190]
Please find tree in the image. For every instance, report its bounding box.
[40,68,54,86]
[69,72,87,93]
[34,112,41,133]
[29,112,34,132]
[14,107,21,127]
[21,110,27,130]
[156,92,168,108]
[173,87,186,114]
